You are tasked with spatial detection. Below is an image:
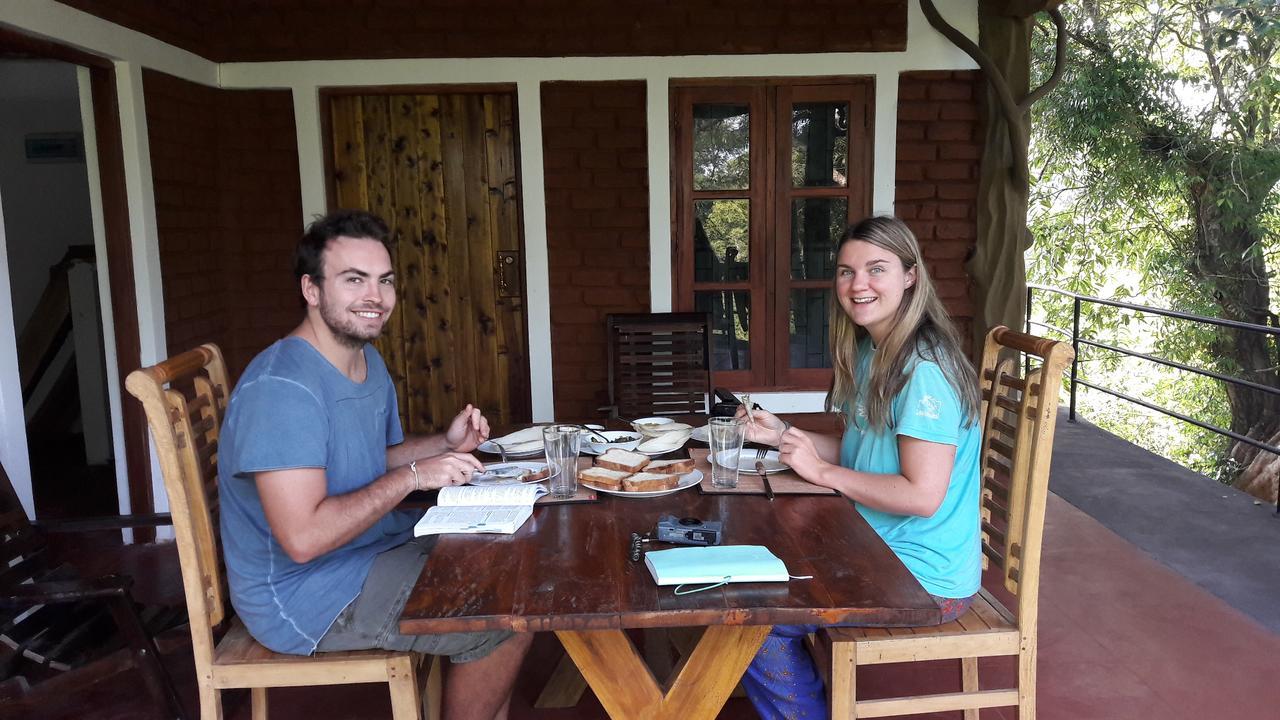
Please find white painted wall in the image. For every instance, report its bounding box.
[0,62,94,339]
[0,0,980,498]
[0,60,101,517]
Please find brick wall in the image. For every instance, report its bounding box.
[59,0,906,62]
[895,70,983,347]
[541,81,650,420]
[144,70,302,381]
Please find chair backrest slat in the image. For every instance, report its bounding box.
[975,327,1073,625]
[125,343,230,670]
[607,312,712,418]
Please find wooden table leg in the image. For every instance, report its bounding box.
[556,625,771,720]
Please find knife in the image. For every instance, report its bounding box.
[755,460,775,501]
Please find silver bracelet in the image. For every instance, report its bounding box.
[409,460,420,493]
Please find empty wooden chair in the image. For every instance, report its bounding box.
[605,312,712,418]
[126,343,438,720]
[817,326,1074,719]
[0,463,184,719]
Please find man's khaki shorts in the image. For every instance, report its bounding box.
[316,536,513,663]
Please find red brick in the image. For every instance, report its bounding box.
[939,103,978,121]
[926,163,974,181]
[938,183,978,201]
[936,220,976,240]
[570,189,622,210]
[927,122,975,142]
[897,101,941,122]
[928,82,973,101]
[898,142,937,162]
[939,143,982,161]
[895,183,937,201]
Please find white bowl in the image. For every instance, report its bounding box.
[586,429,643,454]
[631,416,675,436]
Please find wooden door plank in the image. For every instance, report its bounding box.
[439,95,474,424]
[329,96,369,211]
[485,93,529,423]
[360,96,410,425]
[416,94,458,433]
[463,95,503,424]
[388,94,430,432]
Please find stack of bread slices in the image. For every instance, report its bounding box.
[578,448,695,492]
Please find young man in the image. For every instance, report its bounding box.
[217,210,531,720]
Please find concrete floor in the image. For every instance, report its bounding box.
[1047,409,1280,633]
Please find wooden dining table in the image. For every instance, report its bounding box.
[398,447,940,720]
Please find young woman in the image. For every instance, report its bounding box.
[738,216,983,719]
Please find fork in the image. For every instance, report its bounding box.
[489,439,510,462]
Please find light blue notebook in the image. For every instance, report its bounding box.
[644,545,790,586]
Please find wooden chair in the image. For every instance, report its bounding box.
[125,343,439,720]
[817,326,1074,719]
[605,312,712,418]
[0,463,185,718]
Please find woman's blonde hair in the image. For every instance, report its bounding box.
[825,216,979,429]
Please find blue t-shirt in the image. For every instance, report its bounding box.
[840,338,981,599]
[218,337,418,655]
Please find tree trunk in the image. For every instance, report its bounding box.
[1186,173,1280,479]
[969,6,1034,355]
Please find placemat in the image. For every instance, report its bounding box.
[690,448,838,496]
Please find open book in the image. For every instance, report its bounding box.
[413,484,547,536]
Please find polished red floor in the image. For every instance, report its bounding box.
[25,493,1280,720]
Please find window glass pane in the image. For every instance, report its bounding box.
[790,197,846,280]
[693,104,750,190]
[696,291,750,371]
[694,199,750,282]
[792,102,848,188]
[789,289,832,369]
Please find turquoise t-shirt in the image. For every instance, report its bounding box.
[840,338,981,598]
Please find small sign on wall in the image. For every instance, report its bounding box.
[25,132,84,163]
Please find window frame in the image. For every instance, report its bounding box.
[671,78,874,391]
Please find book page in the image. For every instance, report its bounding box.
[437,483,546,507]
[414,506,532,535]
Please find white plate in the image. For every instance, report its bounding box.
[582,469,703,498]
[582,430,644,455]
[633,440,690,456]
[477,439,544,458]
[467,461,549,486]
[715,449,789,473]
[690,425,708,443]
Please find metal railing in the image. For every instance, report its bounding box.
[1025,283,1280,514]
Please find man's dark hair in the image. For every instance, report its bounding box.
[293,210,393,281]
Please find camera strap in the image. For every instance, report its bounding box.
[673,573,814,595]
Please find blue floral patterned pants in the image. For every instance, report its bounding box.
[740,595,973,720]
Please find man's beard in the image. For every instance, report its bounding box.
[318,291,387,349]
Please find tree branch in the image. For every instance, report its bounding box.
[1022,8,1068,108]
[1195,5,1249,140]
[919,0,1030,188]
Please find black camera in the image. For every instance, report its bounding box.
[655,515,723,546]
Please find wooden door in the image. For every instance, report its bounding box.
[328,92,529,432]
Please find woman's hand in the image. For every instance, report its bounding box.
[733,406,788,446]
[778,426,832,486]
[444,404,490,453]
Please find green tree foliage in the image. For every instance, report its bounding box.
[1027,0,1280,481]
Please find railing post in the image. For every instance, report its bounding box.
[1070,296,1081,422]
[1024,285,1033,379]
